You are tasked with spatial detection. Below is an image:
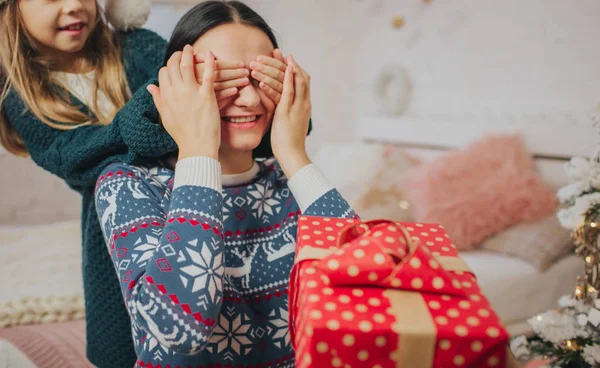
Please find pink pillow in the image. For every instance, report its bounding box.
[402,134,557,250]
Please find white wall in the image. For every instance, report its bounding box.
[357,0,600,118]
[354,0,600,158]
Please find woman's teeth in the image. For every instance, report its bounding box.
[224,116,257,123]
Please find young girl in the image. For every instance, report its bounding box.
[95,1,355,366]
[0,0,284,366]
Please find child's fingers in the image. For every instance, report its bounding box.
[195,64,248,84]
[194,52,204,63]
[292,55,311,91]
[287,55,305,99]
[255,55,287,73]
[146,84,163,110]
[288,55,310,82]
[300,70,310,100]
[180,45,196,87]
[194,64,204,83]
[293,68,306,100]
[215,87,238,100]
[252,70,283,93]
[214,68,250,82]
[195,53,244,69]
[214,77,249,91]
[303,67,311,101]
[279,64,294,108]
[289,55,311,100]
[158,66,171,91]
[201,51,216,90]
[147,86,160,108]
[214,60,245,70]
[259,82,282,104]
[166,51,183,85]
[249,61,285,83]
[273,49,287,66]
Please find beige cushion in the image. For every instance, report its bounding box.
[0,152,80,225]
[311,142,387,204]
[481,215,573,271]
[352,146,419,221]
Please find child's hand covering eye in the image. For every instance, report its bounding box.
[249,49,288,104]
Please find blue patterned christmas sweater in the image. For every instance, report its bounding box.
[95,157,356,367]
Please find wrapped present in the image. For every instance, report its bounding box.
[289,217,509,368]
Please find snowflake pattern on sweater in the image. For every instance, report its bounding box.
[95,160,355,367]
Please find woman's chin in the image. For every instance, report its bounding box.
[221,128,268,153]
[220,137,263,153]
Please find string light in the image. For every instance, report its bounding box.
[571,218,600,299]
[575,285,585,300]
[392,15,405,29]
[565,340,581,352]
[398,200,410,210]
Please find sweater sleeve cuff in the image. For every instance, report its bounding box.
[173,157,222,191]
[287,164,334,212]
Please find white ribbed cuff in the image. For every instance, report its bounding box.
[173,156,222,191]
[287,164,334,212]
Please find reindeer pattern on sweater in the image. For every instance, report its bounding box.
[95,159,355,367]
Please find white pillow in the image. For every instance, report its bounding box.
[311,142,385,203]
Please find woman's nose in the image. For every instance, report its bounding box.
[234,83,261,108]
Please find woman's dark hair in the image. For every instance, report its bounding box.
[165,1,279,63]
[163,0,283,158]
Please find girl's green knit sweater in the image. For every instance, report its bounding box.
[2,29,175,368]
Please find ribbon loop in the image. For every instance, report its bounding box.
[314,220,469,297]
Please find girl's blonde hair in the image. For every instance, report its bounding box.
[0,1,130,156]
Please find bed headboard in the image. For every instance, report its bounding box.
[356,0,600,188]
[358,114,597,160]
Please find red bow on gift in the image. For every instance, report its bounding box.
[313,220,470,297]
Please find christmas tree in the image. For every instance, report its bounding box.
[511,150,600,367]
[557,153,600,299]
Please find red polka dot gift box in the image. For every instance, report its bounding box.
[289,217,509,368]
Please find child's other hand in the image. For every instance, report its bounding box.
[249,49,287,104]
[270,55,311,178]
[147,46,221,160]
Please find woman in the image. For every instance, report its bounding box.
[95,1,356,366]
